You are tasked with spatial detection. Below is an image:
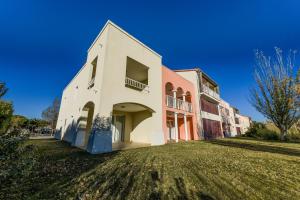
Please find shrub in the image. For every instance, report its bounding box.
[286,131,300,142]
[244,122,265,138]
[257,128,279,140]
[0,130,39,199]
[0,100,13,135]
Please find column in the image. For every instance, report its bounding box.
[172,90,177,109]
[174,112,178,142]
[184,113,188,141]
[182,94,186,112]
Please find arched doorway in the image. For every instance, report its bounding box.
[112,102,154,148]
[75,101,95,148]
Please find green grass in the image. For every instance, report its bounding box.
[7,138,300,199]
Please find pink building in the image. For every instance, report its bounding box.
[162,66,199,143]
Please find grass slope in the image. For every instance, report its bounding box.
[6,138,300,199]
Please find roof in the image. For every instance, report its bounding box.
[88,20,162,58]
[174,67,218,86]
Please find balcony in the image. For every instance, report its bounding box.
[125,77,149,92]
[202,85,220,100]
[88,77,95,89]
[201,111,221,121]
[166,95,192,112]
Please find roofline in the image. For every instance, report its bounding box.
[174,67,218,86]
[87,20,162,58]
[63,63,86,92]
[162,65,196,86]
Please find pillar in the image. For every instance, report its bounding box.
[184,114,188,141]
[172,90,177,109]
[174,112,178,142]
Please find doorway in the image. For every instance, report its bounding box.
[112,115,125,143]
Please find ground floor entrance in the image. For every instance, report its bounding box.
[111,115,125,143]
[202,118,222,139]
[165,111,195,142]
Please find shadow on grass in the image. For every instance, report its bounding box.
[23,140,120,200]
[231,136,300,144]
[209,139,300,157]
[23,139,217,199]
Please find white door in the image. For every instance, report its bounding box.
[167,121,176,140]
[112,115,125,143]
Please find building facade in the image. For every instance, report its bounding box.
[56,21,251,153]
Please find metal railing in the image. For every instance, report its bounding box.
[88,77,95,88]
[125,77,149,92]
[202,85,220,100]
[166,95,192,112]
[166,95,175,108]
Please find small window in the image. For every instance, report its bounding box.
[225,108,229,116]
[88,57,98,88]
[91,57,98,80]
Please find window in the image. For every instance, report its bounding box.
[203,118,222,139]
[225,108,229,116]
[201,97,219,115]
[88,57,98,88]
[235,117,240,124]
[125,57,149,91]
[91,57,98,80]
[236,127,241,135]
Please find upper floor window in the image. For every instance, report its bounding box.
[225,108,229,116]
[235,117,240,124]
[201,97,219,115]
[125,57,149,92]
[88,57,98,88]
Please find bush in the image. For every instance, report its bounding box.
[0,100,13,135]
[257,128,279,140]
[244,122,265,138]
[244,122,281,141]
[286,131,300,142]
[0,130,39,199]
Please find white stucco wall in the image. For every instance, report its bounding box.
[96,23,164,145]
[56,21,165,151]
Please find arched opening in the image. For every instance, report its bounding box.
[75,101,95,148]
[165,82,174,96]
[112,102,154,149]
[176,87,184,100]
[185,91,192,103]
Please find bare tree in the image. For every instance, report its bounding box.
[250,47,300,140]
[0,82,8,99]
[42,98,60,132]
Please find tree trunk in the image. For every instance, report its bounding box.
[280,129,287,141]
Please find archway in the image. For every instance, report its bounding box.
[165,82,174,96]
[76,101,95,148]
[185,91,192,103]
[176,87,184,100]
[112,102,154,147]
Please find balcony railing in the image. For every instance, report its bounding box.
[166,95,192,112]
[88,77,95,88]
[202,85,220,100]
[125,77,149,92]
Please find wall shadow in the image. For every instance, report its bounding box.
[208,139,300,157]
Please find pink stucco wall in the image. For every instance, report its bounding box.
[161,66,199,143]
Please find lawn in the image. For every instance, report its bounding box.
[4,138,300,200]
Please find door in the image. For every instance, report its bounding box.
[167,120,176,140]
[112,115,125,143]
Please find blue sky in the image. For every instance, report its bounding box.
[1,0,300,121]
